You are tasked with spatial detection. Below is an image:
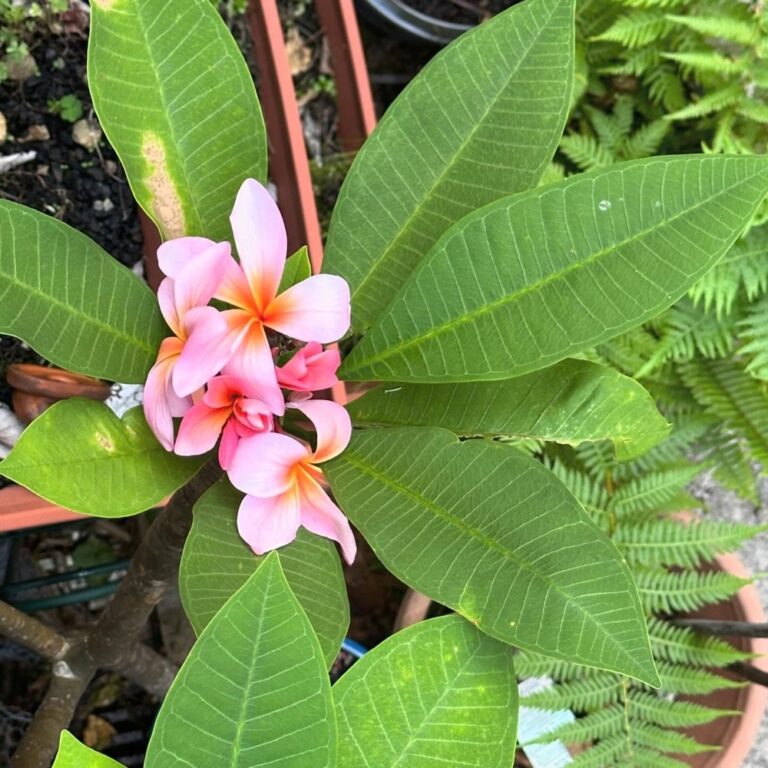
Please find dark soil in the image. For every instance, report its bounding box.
[0,22,142,268]
[405,0,518,24]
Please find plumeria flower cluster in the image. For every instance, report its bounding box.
[143,179,356,564]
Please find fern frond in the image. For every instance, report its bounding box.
[649,619,754,666]
[632,721,717,754]
[652,661,746,695]
[594,11,673,48]
[521,672,621,712]
[615,519,762,568]
[665,84,744,120]
[711,437,759,505]
[628,690,737,727]
[665,14,760,47]
[625,748,689,768]
[739,295,768,380]
[531,704,625,744]
[608,466,702,519]
[560,132,615,170]
[680,358,768,464]
[599,46,662,77]
[662,50,743,76]
[689,225,768,316]
[568,733,627,767]
[514,650,598,681]
[635,568,751,614]
[544,458,611,518]
[618,119,669,159]
[737,98,768,125]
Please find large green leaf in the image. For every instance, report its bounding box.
[325,428,658,684]
[334,615,518,767]
[146,553,335,768]
[341,155,768,382]
[88,0,266,242]
[0,401,205,517]
[179,479,349,668]
[53,732,124,768]
[347,359,669,460]
[0,201,164,383]
[324,0,574,331]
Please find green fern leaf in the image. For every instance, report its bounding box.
[515,650,598,682]
[521,672,621,712]
[560,132,615,170]
[608,466,702,519]
[628,690,738,727]
[680,358,768,464]
[665,84,744,120]
[652,661,746,695]
[632,721,717,754]
[739,295,768,380]
[618,119,669,159]
[649,619,754,667]
[531,704,625,744]
[568,733,628,767]
[711,438,759,505]
[595,11,673,48]
[666,14,760,47]
[663,50,743,76]
[615,519,763,568]
[635,568,751,614]
[738,99,768,125]
[625,748,690,768]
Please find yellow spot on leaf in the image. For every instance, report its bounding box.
[95,433,116,452]
[142,132,185,239]
[92,0,116,9]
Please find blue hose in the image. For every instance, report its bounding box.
[341,637,367,658]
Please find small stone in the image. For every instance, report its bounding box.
[104,159,118,175]
[72,118,102,150]
[93,198,114,213]
[6,53,38,82]
[20,124,50,142]
[286,27,312,76]
[0,112,6,144]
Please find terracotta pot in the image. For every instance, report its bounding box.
[394,552,768,766]
[0,485,84,532]
[6,363,111,424]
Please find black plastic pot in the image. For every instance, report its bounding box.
[355,0,471,45]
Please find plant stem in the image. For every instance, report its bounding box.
[672,618,768,637]
[0,599,70,660]
[730,661,768,687]
[10,460,221,768]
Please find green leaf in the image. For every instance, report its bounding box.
[179,479,348,667]
[325,428,658,684]
[0,401,205,517]
[53,732,124,768]
[146,553,335,768]
[88,0,266,242]
[347,359,670,460]
[324,0,575,331]
[334,615,518,767]
[278,246,312,293]
[341,155,768,383]
[0,201,164,383]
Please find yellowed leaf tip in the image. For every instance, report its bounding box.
[141,132,185,239]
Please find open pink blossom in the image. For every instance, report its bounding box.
[174,180,350,403]
[143,239,231,450]
[174,375,281,469]
[228,399,356,564]
[277,342,340,392]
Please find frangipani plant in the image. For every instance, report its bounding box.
[0,0,766,766]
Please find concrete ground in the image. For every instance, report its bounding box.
[692,473,768,767]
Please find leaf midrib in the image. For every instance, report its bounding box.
[338,442,644,668]
[347,164,768,372]
[348,0,565,311]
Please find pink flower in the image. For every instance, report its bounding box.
[143,239,231,450]
[173,180,350,404]
[174,375,281,469]
[276,342,340,392]
[227,399,356,564]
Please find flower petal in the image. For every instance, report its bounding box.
[229,179,287,313]
[173,307,243,397]
[143,352,189,451]
[298,473,356,564]
[227,432,308,497]
[265,274,350,343]
[172,241,232,320]
[157,278,182,338]
[215,257,257,313]
[218,419,241,470]
[173,402,231,457]
[290,399,351,463]
[157,236,218,278]
[237,491,301,556]
[222,322,285,415]
[277,342,340,392]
